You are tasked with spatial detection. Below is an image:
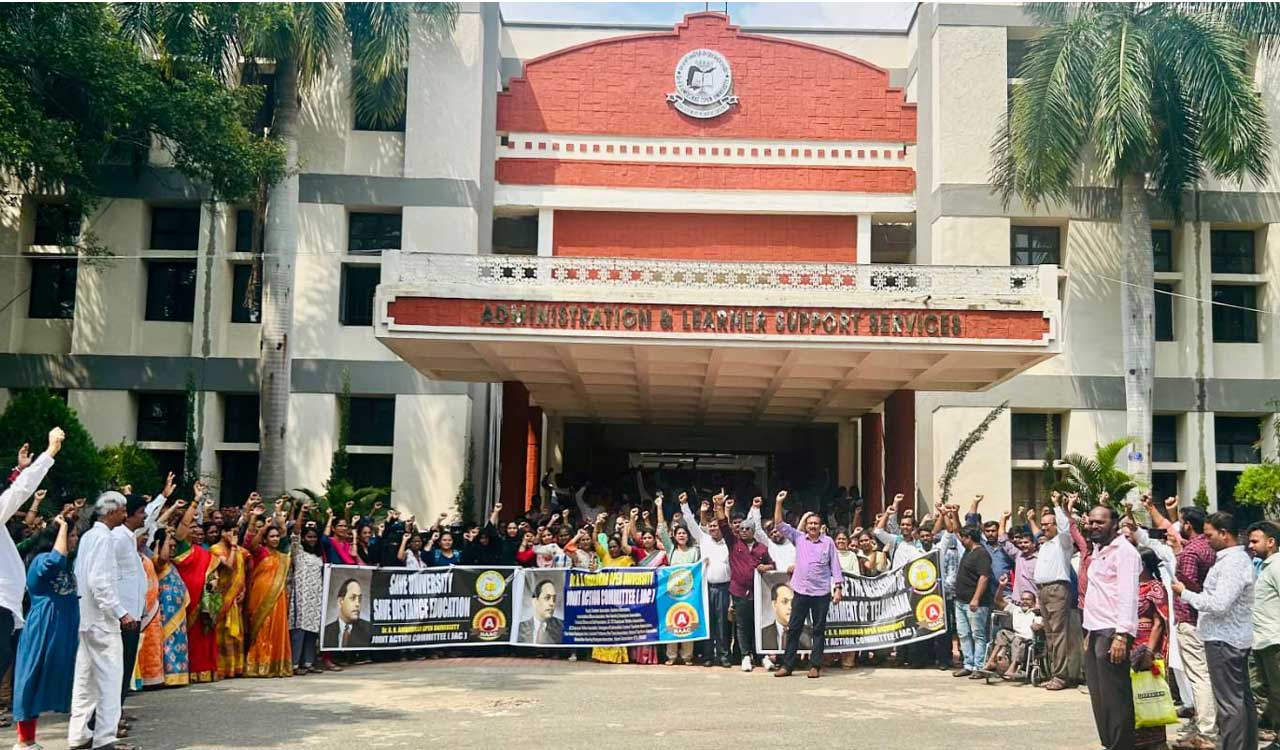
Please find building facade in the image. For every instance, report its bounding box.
[0,4,1275,520]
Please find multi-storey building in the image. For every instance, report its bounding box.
[1,5,1275,521]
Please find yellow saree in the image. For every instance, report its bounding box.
[244,546,293,677]
[211,542,248,679]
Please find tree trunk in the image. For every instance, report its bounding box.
[257,56,300,498]
[1120,172,1155,504]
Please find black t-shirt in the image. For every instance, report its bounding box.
[955,545,994,606]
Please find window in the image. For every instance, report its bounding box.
[223,394,260,443]
[234,209,264,253]
[1216,416,1261,464]
[1010,226,1060,266]
[137,393,186,442]
[145,261,197,322]
[220,451,259,507]
[1007,39,1029,79]
[27,258,77,319]
[146,449,186,486]
[340,264,380,326]
[1011,413,1062,460]
[230,264,261,324]
[347,453,393,488]
[349,397,395,446]
[1151,472,1179,503]
[1152,229,1173,272]
[493,216,538,255]
[149,205,201,250]
[348,212,402,254]
[33,202,80,246]
[1217,471,1244,512]
[243,69,276,133]
[353,69,407,132]
[1152,415,1178,462]
[1210,230,1256,274]
[1211,285,1258,343]
[1155,283,1175,341]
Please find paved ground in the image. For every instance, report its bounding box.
[30,657,1108,750]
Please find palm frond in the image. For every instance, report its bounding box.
[1091,12,1156,177]
[1188,1,1280,57]
[291,2,345,89]
[1148,53,1202,217]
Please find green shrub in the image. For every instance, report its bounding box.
[0,388,103,503]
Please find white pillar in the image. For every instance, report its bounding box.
[856,214,872,263]
[537,208,554,257]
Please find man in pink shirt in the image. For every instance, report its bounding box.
[770,491,843,679]
[1081,505,1140,750]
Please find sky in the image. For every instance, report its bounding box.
[499,2,917,31]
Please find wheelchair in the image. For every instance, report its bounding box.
[980,608,1048,686]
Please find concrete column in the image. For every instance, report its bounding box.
[498,381,531,517]
[884,390,917,509]
[537,208,554,257]
[856,214,872,263]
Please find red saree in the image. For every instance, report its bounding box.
[175,541,219,683]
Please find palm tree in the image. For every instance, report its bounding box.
[993,3,1272,500]
[1055,437,1138,510]
[117,3,458,497]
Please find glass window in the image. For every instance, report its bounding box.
[28,258,77,319]
[33,202,80,246]
[353,69,407,132]
[1011,413,1062,460]
[145,261,197,322]
[493,216,539,255]
[1152,229,1173,272]
[1007,39,1029,79]
[223,394,260,443]
[146,449,186,486]
[1152,415,1178,462]
[1155,283,1174,341]
[1217,471,1244,511]
[137,393,186,442]
[340,264,380,326]
[1211,285,1258,343]
[219,450,259,508]
[1010,226,1060,266]
[230,264,261,324]
[348,212,402,254]
[149,205,201,250]
[234,209,264,253]
[1151,472,1179,504]
[1215,416,1261,464]
[243,69,276,134]
[349,397,395,446]
[1210,230,1256,274]
[347,453,393,488]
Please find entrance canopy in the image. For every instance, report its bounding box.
[375,252,1061,425]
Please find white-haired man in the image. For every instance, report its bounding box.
[68,491,137,750]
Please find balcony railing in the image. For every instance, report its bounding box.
[382,252,1059,310]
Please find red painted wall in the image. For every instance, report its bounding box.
[883,390,916,508]
[553,211,857,262]
[496,160,916,193]
[498,13,916,142]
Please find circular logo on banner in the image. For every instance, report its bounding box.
[475,571,507,602]
[907,558,939,593]
[666,602,700,637]
[915,595,947,631]
[665,568,695,598]
[472,607,507,640]
[666,49,739,119]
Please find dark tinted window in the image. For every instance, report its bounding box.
[493,216,538,255]
[1211,285,1258,343]
[1152,415,1177,462]
[1215,416,1261,464]
[1210,230,1255,274]
[28,258,77,319]
[1011,413,1062,460]
[347,453,393,488]
[234,209,264,253]
[137,393,186,442]
[223,394,260,443]
[348,212,402,254]
[349,397,395,446]
[145,261,197,322]
[340,264,380,326]
[1007,39,1029,79]
[1155,283,1174,341]
[1151,472,1179,504]
[230,264,261,324]
[149,206,201,250]
[1011,226,1060,266]
[220,451,259,508]
[1152,229,1173,272]
[33,202,80,246]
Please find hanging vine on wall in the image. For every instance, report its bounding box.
[938,401,1009,506]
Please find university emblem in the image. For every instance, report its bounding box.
[666,49,738,118]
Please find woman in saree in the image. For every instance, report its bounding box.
[173,488,223,683]
[136,528,190,688]
[1132,547,1171,750]
[622,509,663,665]
[592,516,636,665]
[245,509,294,677]
[210,523,249,679]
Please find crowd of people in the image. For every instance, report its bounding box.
[0,429,1277,750]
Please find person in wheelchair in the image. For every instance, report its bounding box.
[981,585,1042,680]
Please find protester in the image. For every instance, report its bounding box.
[210,522,248,679]
[113,494,148,720]
[290,524,326,675]
[1171,507,1219,749]
[1133,547,1171,750]
[771,491,842,679]
[1174,512,1256,750]
[680,492,731,667]
[1034,491,1079,691]
[136,529,190,687]
[1081,505,1140,750]
[953,525,994,678]
[980,589,1039,680]
[655,493,699,666]
[244,510,294,677]
[68,492,137,750]
[11,514,77,750]
[716,496,774,672]
[1249,521,1280,750]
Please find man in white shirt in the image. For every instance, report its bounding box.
[873,494,925,569]
[981,590,1042,679]
[1033,491,1078,690]
[0,428,63,692]
[745,500,795,573]
[141,471,176,544]
[681,493,731,666]
[113,495,149,715]
[68,492,137,750]
[1174,512,1257,750]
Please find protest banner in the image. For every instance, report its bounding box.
[754,550,947,654]
[320,564,516,651]
[510,563,708,647]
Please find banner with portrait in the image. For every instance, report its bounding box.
[754,550,948,654]
[510,563,708,648]
[320,564,516,651]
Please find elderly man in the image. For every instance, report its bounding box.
[1034,490,1079,691]
[771,490,842,679]
[68,492,138,750]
